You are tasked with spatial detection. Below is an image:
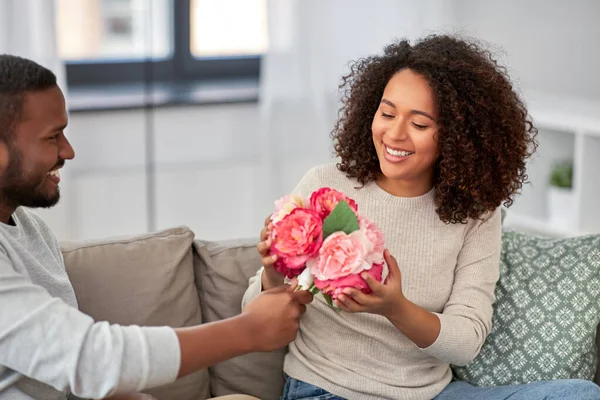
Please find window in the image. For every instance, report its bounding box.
[57,0,172,61]
[56,0,267,107]
[190,0,268,57]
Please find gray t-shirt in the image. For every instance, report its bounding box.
[0,208,181,399]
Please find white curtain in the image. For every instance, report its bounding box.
[259,0,456,199]
[0,0,71,239]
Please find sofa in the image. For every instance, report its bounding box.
[61,226,600,400]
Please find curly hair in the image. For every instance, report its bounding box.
[332,34,538,224]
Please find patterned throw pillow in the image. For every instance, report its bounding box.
[452,230,600,386]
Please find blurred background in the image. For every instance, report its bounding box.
[0,0,599,241]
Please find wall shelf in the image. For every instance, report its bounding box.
[504,90,600,237]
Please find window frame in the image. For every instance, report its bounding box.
[64,0,261,89]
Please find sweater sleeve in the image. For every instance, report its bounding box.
[0,255,181,399]
[420,208,502,366]
[241,267,264,308]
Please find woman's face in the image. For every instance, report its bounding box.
[371,69,439,195]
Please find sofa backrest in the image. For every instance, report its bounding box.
[193,238,286,400]
[192,236,600,390]
[61,226,600,400]
[62,227,209,400]
[62,227,285,400]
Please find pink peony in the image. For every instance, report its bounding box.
[309,187,358,219]
[270,208,323,278]
[307,231,371,281]
[314,263,384,300]
[358,216,385,265]
[270,194,309,223]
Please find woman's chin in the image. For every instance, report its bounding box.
[379,161,407,181]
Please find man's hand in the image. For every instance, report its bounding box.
[175,282,313,378]
[241,283,313,352]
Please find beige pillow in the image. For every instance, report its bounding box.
[62,227,209,400]
[194,239,286,400]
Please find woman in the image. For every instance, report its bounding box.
[242,35,600,399]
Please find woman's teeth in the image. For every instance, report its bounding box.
[47,170,60,178]
[385,146,414,157]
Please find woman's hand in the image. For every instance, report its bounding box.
[335,249,441,348]
[257,216,285,290]
[334,249,405,318]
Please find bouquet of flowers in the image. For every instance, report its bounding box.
[269,187,385,308]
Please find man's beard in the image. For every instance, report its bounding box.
[0,147,60,210]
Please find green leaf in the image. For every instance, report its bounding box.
[549,160,573,188]
[322,292,334,308]
[321,293,340,312]
[322,200,359,239]
[308,284,320,295]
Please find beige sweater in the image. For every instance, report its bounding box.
[242,163,501,400]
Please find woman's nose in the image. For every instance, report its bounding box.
[386,119,409,141]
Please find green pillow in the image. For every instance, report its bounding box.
[452,230,600,386]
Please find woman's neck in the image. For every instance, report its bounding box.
[375,175,434,198]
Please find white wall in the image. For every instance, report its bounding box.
[453,0,600,99]
[62,103,329,241]
[452,0,600,235]
[54,0,600,241]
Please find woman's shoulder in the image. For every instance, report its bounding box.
[296,162,346,186]
[304,162,344,179]
[293,162,357,196]
[462,207,503,239]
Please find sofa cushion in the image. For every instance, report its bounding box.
[596,324,600,383]
[194,239,286,400]
[62,227,209,400]
[453,230,600,386]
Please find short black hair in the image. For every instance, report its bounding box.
[0,55,57,141]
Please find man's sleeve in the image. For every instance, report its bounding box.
[0,255,181,398]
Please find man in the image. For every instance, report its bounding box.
[0,54,312,400]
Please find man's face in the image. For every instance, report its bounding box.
[0,86,75,209]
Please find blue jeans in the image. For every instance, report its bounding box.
[435,380,600,399]
[281,376,600,400]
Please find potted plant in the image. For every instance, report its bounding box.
[547,160,576,230]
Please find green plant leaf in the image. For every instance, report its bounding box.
[322,292,334,308]
[322,200,359,238]
[549,160,573,188]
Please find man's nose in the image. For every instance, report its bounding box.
[58,134,75,161]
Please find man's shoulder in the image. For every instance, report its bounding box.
[15,208,52,231]
[14,208,60,247]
